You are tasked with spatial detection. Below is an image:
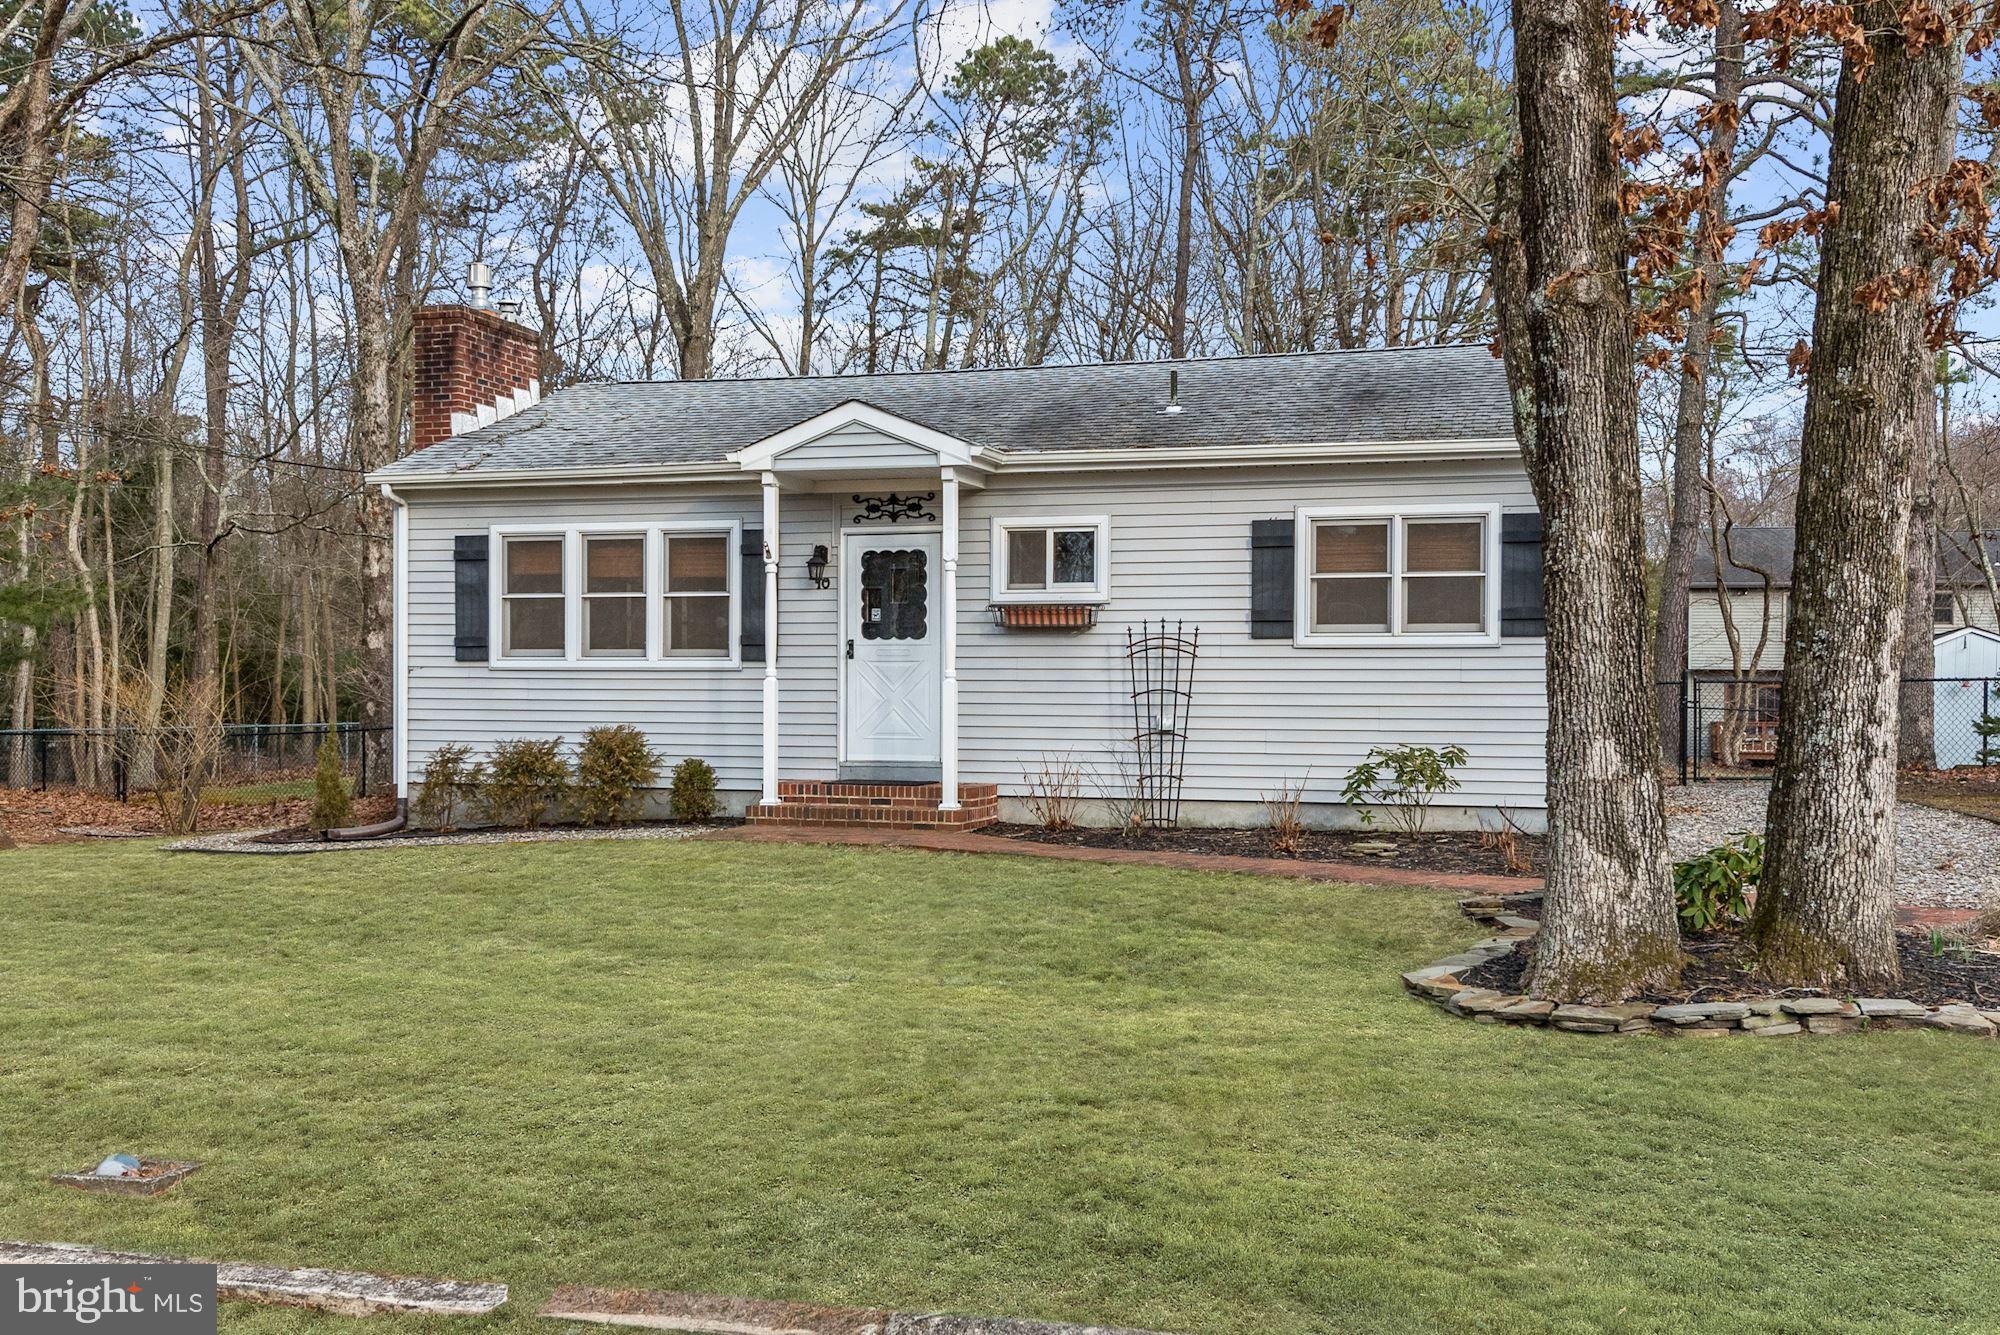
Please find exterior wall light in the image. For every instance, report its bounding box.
[806,544,831,589]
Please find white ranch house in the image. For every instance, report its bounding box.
[369,301,1549,830]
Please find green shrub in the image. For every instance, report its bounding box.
[413,743,481,830]
[309,731,352,832]
[669,756,719,822]
[1339,743,1469,835]
[480,737,570,829]
[573,725,660,826]
[1672,831,1761,932]
[1976,712,2000,765]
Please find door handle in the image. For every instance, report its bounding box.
[846,639,855,659]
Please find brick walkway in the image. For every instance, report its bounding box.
[702,824,1545,895]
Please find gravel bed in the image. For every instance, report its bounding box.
[167,823,722,855]
[1665,782,2000,910]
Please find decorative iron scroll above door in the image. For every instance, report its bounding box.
[852,492,936,524]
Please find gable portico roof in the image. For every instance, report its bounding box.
[369,344,1516,485]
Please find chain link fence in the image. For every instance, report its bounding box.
[1669,676,2000,780]
[0,723,390,801]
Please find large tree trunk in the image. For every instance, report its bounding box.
[1753,0,1960,989]
[1500,0,1680,1001]
[1899,369,1940,768]
[1654,0,1744,767]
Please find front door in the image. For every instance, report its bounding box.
[843,531,942,775]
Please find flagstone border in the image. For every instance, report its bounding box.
[0,1240,506,1317]
[1406,892,2000,1039]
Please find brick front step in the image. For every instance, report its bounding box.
[748,781,1000,831]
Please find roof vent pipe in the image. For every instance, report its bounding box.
[466,260,493,311]
[1163,367,1183,415]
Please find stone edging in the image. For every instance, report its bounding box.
[165,823,721,855]
[1404,892,2000,1039]
[0,1241,506,1317]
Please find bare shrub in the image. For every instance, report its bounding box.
[1477,808,1538,876]
[1022,753,1085,829]
[116,672,223,834]
[1264,776,1308,856]
[1089,744,1147,838]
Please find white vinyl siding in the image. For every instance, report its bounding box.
[1687,589,1788,673]
[401,458,1546,812]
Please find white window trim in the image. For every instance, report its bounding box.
[1293,503,1501,648]
[988,514,1111,604]
[489,520,742,669]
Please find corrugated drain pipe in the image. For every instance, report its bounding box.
[326,480,410,842]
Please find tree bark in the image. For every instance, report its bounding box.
[1754,0,1961,989]
[1500,0,1680,1001]
[1899,368,1940,768]
[1654,0,1744,766]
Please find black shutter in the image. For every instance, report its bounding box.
[1250,518,1294,639]
[740,527,766,663]
[453,535,489,662]
[1501,511,1546,638]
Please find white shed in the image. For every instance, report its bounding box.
[1932,626,2000,769]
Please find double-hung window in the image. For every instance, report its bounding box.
[502,536,566,657]
[493,522,739,664]
[663,533,731,655]
[1296,506,1498,644]
[990,516,1111,602]
[583,536,646,657]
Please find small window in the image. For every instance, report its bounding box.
[502,536,565,657]
[1300,510,1493,641]
[991,517,1109,602]
[663,533,730,655]
[1403,519,1485,632]
[1935,591,1958,626]
[1310,520,1391,632]
[583,536,645,656]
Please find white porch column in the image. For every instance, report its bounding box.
[761,471,781,807]
[940,469,961,810]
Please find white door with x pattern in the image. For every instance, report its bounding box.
[842,531,942,769]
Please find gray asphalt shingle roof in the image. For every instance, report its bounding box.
[374,344,1516,480]
[1693,525,2000,588]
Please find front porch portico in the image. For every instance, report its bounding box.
[730,401,997,820]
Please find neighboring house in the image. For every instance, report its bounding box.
[1688,525,2000,680]
[367,297,1548,831]
[1686,524,2000,767]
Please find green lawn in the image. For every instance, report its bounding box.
[4,839,1998,1334]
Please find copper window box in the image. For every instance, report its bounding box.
[990,603,1099,630]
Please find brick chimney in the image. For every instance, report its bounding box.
[411,272,541,452]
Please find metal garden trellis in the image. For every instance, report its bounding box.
[1126,620,1199,828]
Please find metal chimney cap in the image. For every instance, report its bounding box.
[495,296,522,319]
[466,260,493,310]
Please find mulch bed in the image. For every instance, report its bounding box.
[989,822,1545,877]
[1463,928,2000,1009]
